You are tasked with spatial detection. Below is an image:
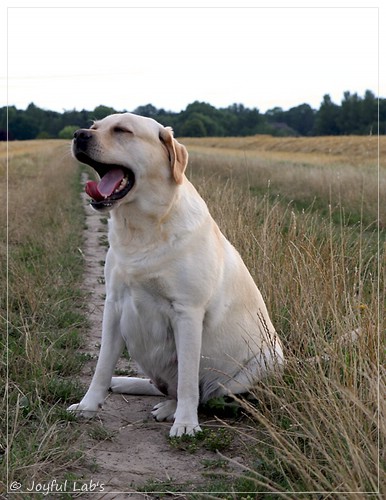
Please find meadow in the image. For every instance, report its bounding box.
[1,141,87,493]
[1,136,384,497]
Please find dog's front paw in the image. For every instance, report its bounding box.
[169,421,202,437]
[67,400,102,419]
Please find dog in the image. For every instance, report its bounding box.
[68,112,284,437]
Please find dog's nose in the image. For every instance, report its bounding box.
[73,129,94,152]
[73,129,93,141]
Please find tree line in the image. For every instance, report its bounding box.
[1,90,385,141]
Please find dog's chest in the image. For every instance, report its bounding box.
[119,276,177,374]
[140,276,170,299]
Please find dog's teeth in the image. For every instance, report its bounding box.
[114,177,129,194]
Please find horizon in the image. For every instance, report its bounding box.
[5,88,382,116]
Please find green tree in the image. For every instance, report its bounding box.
[313,94,340,135]
[379,98,386,134]
[339,91,362,134]
[63,108,90,130]
[265,107,285,123]
[179,116,207,137]
[361,90,378,134]
[133,104,159,118]
[285,104,315,136]
[92,105,117,120]
[179,102,226,136]
[225,103,263,135]
[8,112,39,140]
[58,125,79,139]
[2,92,385,141]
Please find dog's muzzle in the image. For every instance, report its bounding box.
[72,129,135,210]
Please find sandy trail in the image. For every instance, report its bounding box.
[71,175,248,499]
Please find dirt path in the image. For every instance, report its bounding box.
[71,175,250,499]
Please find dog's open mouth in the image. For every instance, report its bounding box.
[76,152,135,209]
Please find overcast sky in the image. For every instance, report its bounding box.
[3,0,384,114]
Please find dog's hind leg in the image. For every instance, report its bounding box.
[151,400,177,421]
[111,376,178,421]
[220,342,285,397]
[111,376,177,421]
[110,376,164,396]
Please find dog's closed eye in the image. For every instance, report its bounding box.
[113,126,133,134]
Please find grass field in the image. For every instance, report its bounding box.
[1,140,88,493]
[1,136,384,497]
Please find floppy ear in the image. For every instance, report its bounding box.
[159,126,188,185]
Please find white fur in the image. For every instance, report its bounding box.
[68,113,284,437]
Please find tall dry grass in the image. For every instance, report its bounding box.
[187,143,384,497]
[185,139,383,229]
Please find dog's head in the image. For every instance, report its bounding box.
[72,113,188,213]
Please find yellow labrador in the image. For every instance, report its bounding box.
[68,113,284,436]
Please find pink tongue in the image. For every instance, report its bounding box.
[85,168,125,201]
